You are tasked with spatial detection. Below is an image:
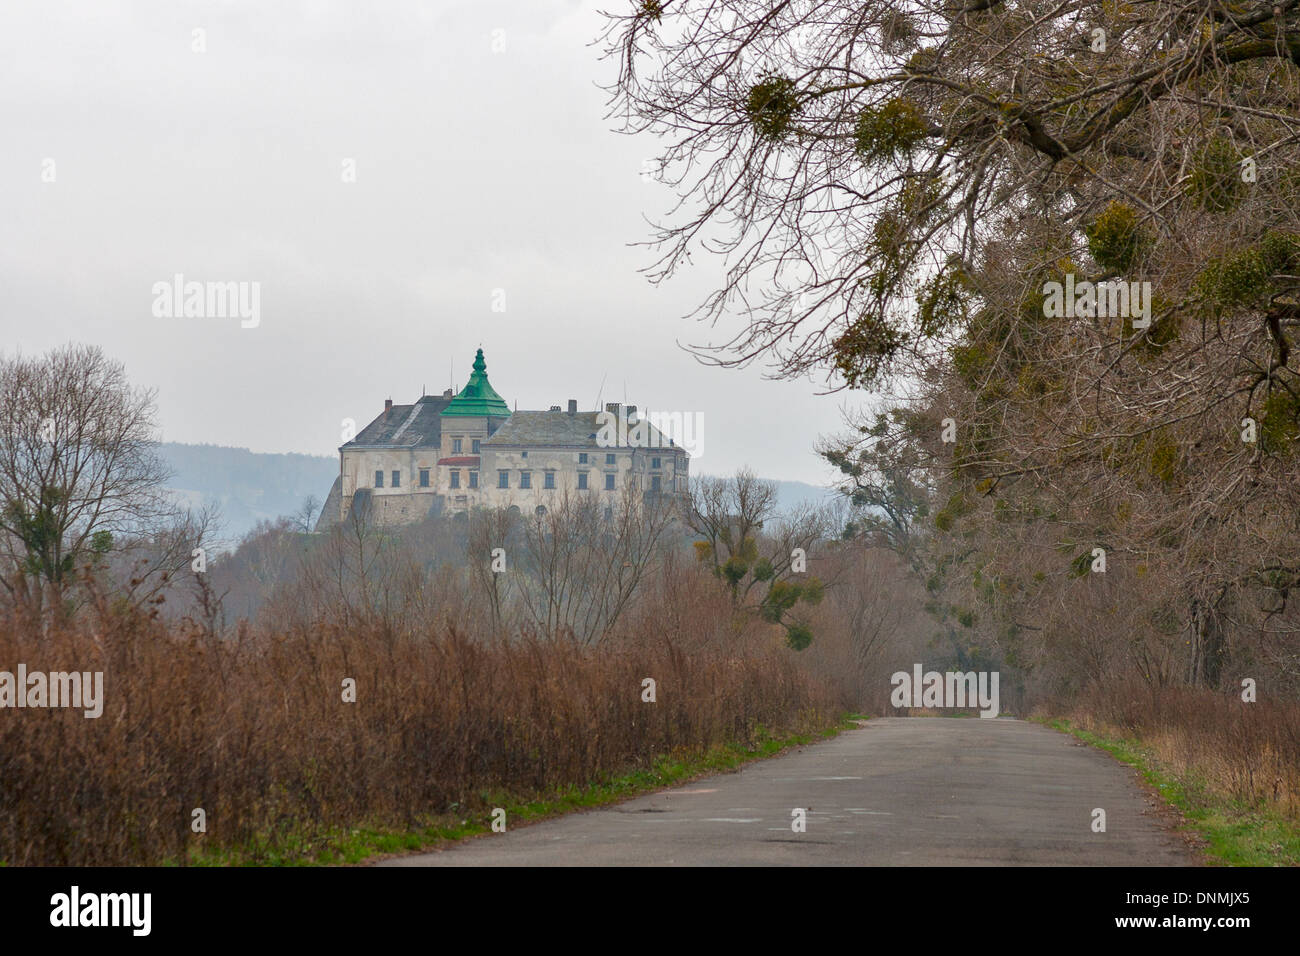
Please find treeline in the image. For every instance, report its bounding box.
[603,0,1300,707]
[192,474,936,709]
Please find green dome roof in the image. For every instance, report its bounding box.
[442,349,511,417]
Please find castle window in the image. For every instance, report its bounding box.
[604,473,615,490]
[498,470,509,489]
[453,438,463,454]
[544,471,555,489]
[374,470,384,488]
[577,472,588,490]
[419,468,430,488]
[472,439,481,454]
[651,474,661,492]
[450,471,460,489]
[391,470,400,487]
[651,457,661,469]
[605,453,616,465]
[521,451,528,459]
[520,471,532,489]
[579,452,588,464]
[469,471,478,489]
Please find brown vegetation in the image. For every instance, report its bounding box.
[0,587,840,865]
[0,477,933,865]
[1049,682,1300,822]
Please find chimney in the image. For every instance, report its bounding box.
[443,388,453,398]
[605,402,621,415]
[384,398,392,420]
[567,399,577,415]
[626,405,637,422]
[549,405,561,412]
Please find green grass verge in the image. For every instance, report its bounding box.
[180,712,868,867]
[1039,717,1300,867]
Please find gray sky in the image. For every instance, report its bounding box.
[0,0,866,485]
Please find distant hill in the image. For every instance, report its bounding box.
[157,443,337,548]
[155,443,838,547]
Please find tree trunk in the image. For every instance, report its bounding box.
[1186,593,1226,688]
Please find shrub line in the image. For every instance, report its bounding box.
[185,713,867,867]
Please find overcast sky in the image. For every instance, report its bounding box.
[0,0,871,485]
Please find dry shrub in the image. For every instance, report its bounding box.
[0,592,838,865]
[1049,681,1300,818]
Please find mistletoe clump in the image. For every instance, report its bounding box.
[746,73,800,142]
[854,98,928,163]
[1086,201,1151,273]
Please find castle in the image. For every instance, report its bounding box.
[315,349,690,528]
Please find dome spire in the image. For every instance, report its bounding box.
[442,348,510,417]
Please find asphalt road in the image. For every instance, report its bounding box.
[377,717,1194,866]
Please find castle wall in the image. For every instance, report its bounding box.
[476,445,688,511]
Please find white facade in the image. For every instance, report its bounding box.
[327,398,689,527]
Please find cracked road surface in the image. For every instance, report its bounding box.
[377,718,1193,866]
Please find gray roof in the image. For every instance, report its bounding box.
[482,410,687,454]
[344,395,451,449]
[341,402,689,456]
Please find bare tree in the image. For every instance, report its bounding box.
[0,344,174,621]
[686,469,777,602]
[602,1,1300,386]
[686,468,830,647]
[292,494,321,534]
[818,407,934,571]
[516,484,676,645]
[465,504,520,635]
[101,502,221,614]
[603,2,1300,687]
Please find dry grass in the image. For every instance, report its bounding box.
[0,597,839,866]
[1055,682,1300,820]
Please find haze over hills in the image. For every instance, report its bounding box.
[155,442,837,547]
[157,443,337,548]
